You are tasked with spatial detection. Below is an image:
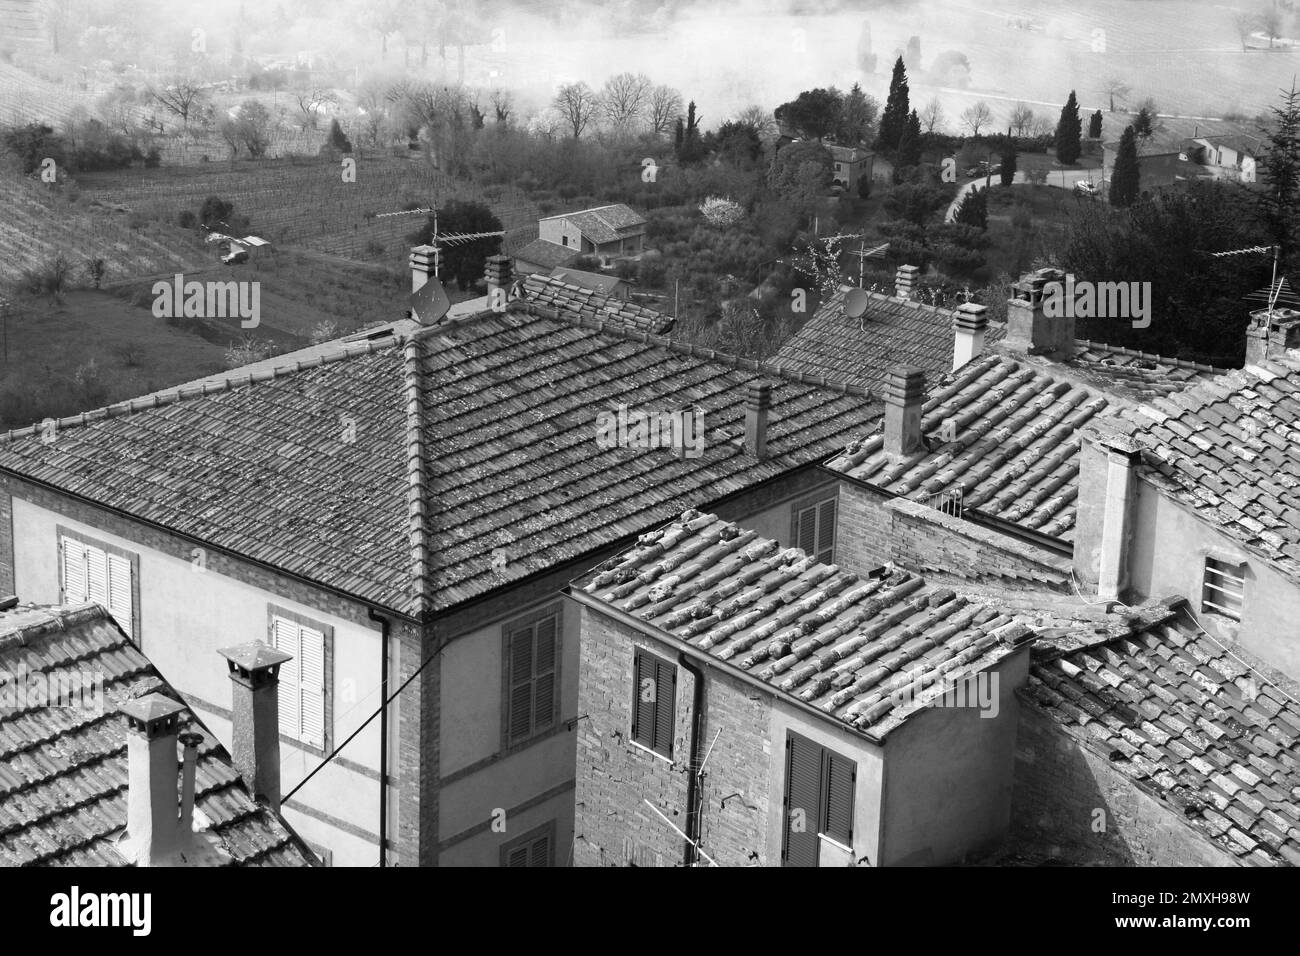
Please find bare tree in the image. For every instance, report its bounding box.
[600,72,651,133]
[1261,7,1283,47]
[553,81,598,139]
[490,88,512,125]
[293,86,339,130]
[96,86,139,135]
[1102,76,1130,113]
[147,79,207,127]
[1009,102,1034,136]
[1231,11,1257,51]
[960,100,992,135]
[648,84,684,136]
[39,0,77,55]
[733,104,777,142]
[920,96,945,133]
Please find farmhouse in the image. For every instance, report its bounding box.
[514,203,647,272]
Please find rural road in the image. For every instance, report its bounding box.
[943,166,1104,222]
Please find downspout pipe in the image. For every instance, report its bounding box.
[678,652,705,867]
[368,608,391,868]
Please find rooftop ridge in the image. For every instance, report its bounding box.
[1074,338,1231,374]
[402,336,431,620]
[0,335,400,444]
[417,301,877,399]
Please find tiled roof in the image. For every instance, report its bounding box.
[1071,340,1227,401]
[548,267,628,298]
[827,144,871,163]
[828,355,1113,542]
[542,204,646,244]
[0,302,879,616]
[523,273,670,334]
[1198,133,1264,157]
[1025,604,1300,866]
[0,603,318,867]
[577,510,1031,738]
[771,285,1007,392]
[1097,358,1300,582]
[513,238,580,269]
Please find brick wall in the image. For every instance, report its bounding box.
[575,606,774,867]
[836,482,1071,587]
[1008,699,1237,866]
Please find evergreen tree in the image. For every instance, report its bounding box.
[999,136,1017,185]
[876,56,910,154]
[326,117,352,153]
[1109,125,1141,207]
[1257,82,1300,260]
[675,100,706,164]
[1055,90,1082,164]
[954,185,987,229]
[1133,108,1153,139]
[894,109,922,172]
[1088,109,1103,139]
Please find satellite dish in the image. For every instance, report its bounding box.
[844,288,870,320]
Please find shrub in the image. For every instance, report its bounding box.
[178,210,197,229]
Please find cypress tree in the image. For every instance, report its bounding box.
[1055,90,1082,164]
[895,109,922,169]
[1088,109,1103,139]
[876,56,910,154]
[954,185,987,229]
[999,136,1017,185]
[1109,125,1141,207]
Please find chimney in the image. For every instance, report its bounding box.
[178,731,203,836]
[894,264,920,300]
[120,693,188,866]
[409,244,439,293]
[1097,434,1141,602]
[883,366,926,459]
[217,641,293,811]
[1006,267,1074,361]
[744,383,770,458]
[484,254,512,308]
[953,302,989,371]
[1245,307,1300,367]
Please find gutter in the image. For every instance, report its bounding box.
[678,652,706,866]
[367,608,392,868]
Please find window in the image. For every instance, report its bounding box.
[1202,557,1246,622]
[631,647,675,758]
[269,608,331,750]
[503,607,560,747]
[500,821,555,867]
[792,495,837,564]
[782,731,855,867]
[59,530,136,639]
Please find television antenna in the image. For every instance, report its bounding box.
[849,240,889,288]
[1210,244,1297,313]
[376,206,504,277]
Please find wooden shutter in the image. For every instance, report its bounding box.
[533,617,557,733]
[273,616,301,741]
[632,650,656,748]
[508,625,535,743]
[506,844,529,867]
[653,657,675,757]
[106,553,133,634]
[86,545,109,610]
[824,750,855,845]
[61,538,89,604]
[796,505,816,555]
[816,499,837,564]
[298,623,326,749]
[783,733,821,867]
[528,834,550,867]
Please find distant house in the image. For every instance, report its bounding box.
[1102,131,1203,191]
[536,204,647,268]
[826,144,874,191]
[513,237,582,275]
[1182,134,1264,184]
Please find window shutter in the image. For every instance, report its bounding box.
[533,617,557,732]
[653,658,675,756]
[507,845,529,867]
[509,627,535,743]
[529,835,550,867]
[106,553,133,634]
[298,624,326,749]
[816,499,836,564]
[783,734,821,867]
[824,751,855,844]
[62,539,89,604]
[796,506,816,555]
[632,649,655,747]
[86,545,109,609]
[273,617,301,740]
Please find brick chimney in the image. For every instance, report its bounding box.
[1006,267,1074,361]
[952,302,988,371]
[744,383,770,458]
[218,641,293,812]
[1245,307,1300,367]
[120,693,188,866]
[1097,434,1141,601]
[484,254,512,308]
[895,264,920,300]
[883,366,926,459]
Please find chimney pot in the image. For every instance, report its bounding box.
[883,366,926,459]
[744,382,771,458]
[1097,433,1142,602]
[485,254,513,309]
[409,244,439,293]
[1245,307,1300,367]
[218,641,292,811]
[120,692,188,866]
[894,264,920,300]
[953,302,989,371]
[1006,267,1073,361]
[178,731,203,837]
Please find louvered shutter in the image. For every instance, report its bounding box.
[816,499,836,564]
[632,650,653,747]
[273,617,301,741]
[62,538,89,604]
[533,617,557,733]
[298,624,326,749]
[824,750,855,844]
[796,506,816,555]
[508,626,535,743]
[106,553,133,634]
[529,835,550,867]
[653,658,675,757]
[86,545,109,610]
[783,734,821,867]
[507,845,529,867]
